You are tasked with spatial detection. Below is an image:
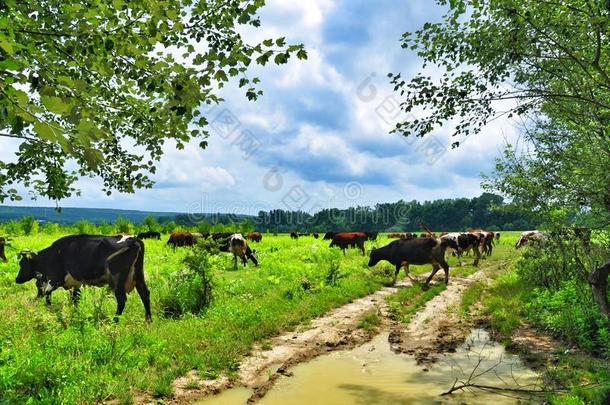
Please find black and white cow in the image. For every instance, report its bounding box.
[15,235,152,322]
[218,234,258,268]
[440,232,481,266]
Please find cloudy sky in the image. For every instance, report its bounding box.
[4,0,518,215]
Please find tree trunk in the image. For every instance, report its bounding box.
[588,261,610,317]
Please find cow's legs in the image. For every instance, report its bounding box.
[241,255,247,267]
[113,284,127,322]
[425,264,441,285]
[393,264,401,285]
[71,288,81,305]
[473,245,481,267]
[403,263,415,281]
[441,260,450,284]
[233,253,238,269]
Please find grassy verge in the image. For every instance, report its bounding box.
[456,237,610,405]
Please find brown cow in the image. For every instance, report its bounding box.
[247,232,263,242]
[166,232,204,249]
[329,232,366,255]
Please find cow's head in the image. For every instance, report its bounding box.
[368,248,382,267]
[248,248,259,266]
[15,250,39,284]
[440,236,458,251]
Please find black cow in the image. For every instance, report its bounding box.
[290,232,299,240]
[312,232,319,239]
[368,237,450,285]
[0,237,6,262]
[323,232,336,240]
[15,235,152,322]
[137,231,161,240]
[365,231,379,241]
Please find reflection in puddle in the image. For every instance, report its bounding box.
[196,329,540,405]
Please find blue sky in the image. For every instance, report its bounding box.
[1,0,517,215]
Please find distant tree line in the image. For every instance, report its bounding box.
[0,193,543,236]
[253,193,542,233]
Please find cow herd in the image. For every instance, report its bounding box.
[9,228,563,323]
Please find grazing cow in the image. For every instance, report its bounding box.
[137,231,161,240]
[368,237,451,285]
[167,232,194,249]
[247,232,263,242]
[218,234,258,268]
[441,232,481,266]
[329,232,366,255]
[365,232,379,241]
[290,232,299,240]
[0,237,6,262]
[495,232,501,242]
[323,232,336,240]
[515,230,546,249]
[313,232,319,239]
[15,235,152,322]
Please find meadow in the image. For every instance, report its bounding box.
[1,230,606,404]
[0,230,503,404]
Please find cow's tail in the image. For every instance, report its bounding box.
[132,238,145,282]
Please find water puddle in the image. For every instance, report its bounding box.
[197,329,540,404]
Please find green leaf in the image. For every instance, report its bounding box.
[274,53,289,64]
[33,121,58,142]
[40,96,71,115]
[0,40,14,54]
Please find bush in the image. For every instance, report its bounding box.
[98,221,114,235]
[158,239,216,318]
[74,219,95,234]
[161,221,177,234]
[114,216,132,234]
[527,280,610,356]
[41,222,60,235]
[19,216,39,236]
[143,215,160,232]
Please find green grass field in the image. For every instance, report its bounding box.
[0,231,524,403]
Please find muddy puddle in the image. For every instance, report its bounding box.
[196,329,540,404]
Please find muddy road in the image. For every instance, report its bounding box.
[162,263,494,404]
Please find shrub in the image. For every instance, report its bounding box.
[161,221,177,234]
[143,215,160,232]
[114,216,132,234]
[20,216,39,236]
[74,219,94,234]
[158,239,216,318]
[324,260,346,286]
[41,222,60,235]
[527,280,610,356]
[98,221,114,235]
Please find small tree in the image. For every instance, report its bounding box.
[143,215,160,232]
[158,239,216,318]
[161,221,177,235]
